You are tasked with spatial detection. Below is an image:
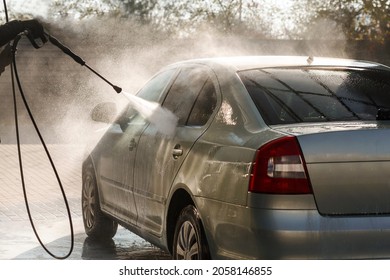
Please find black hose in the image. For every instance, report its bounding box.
[3,0,73,260]
[3,0,121,259]
[9,35,74,260]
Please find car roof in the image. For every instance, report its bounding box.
[169,56,390,72]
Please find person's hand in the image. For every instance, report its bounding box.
[22,19,47,48]
[22,19,45,40]
[0,44,12,74]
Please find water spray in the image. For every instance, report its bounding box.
[4,0,178,260]
[40,32,178,136]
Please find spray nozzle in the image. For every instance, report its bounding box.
[113,85,122,94]
[17,19,47,49]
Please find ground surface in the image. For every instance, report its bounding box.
[0,144,170,260]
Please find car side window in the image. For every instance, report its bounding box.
[137,69,176,102]
[117,69,176,129]
[187,78,217,126]
[163,67,216,126]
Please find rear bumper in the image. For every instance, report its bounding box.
[198,194,390,259]
[247,209,390,259]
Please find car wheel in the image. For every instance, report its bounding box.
[172,205,210,259]
[82,161,118,240]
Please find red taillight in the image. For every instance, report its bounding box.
[249,136,312,194]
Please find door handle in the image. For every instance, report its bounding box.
[128,138,136,151]
[172,144,183,159]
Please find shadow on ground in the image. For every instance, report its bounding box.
[13,227,171,260]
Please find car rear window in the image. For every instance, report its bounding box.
[238,68,390,125]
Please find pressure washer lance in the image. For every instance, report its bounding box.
[40,32,178,137]
[43,32,122,94]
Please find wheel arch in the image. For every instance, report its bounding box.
[82,155,96,174]
[81,154,118,239]
[82,155,101,198]
[166,186,196,254]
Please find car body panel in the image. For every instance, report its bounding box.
[274,123,390,215]
[133,125,207,236]
[132,64,222,237]
[92,67,178,225]
[85,56,390,259]
[200,193,390,259]
[93,122,142,224]
[175,56,390,72]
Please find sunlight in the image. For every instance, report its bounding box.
[268,0,294,9]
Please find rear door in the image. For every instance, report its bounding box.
[133,65,218,236]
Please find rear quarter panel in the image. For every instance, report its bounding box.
[169,63,279,205]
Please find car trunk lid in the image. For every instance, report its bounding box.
[273,122,390,215]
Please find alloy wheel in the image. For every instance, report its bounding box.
[82,175,96,229]
[176,221,200,259]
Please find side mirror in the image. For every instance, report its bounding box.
[377,108,390,120]
[91,102,117,123]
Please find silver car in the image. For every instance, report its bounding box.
[82,56,390,259]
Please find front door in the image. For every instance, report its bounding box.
[97,68,177,224]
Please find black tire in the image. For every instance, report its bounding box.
[82,161,118,240]
[172,205,210,260]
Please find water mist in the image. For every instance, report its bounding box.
[121,91,178,137]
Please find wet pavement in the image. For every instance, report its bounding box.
[0,144,170,260]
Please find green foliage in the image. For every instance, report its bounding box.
[44,0,390,40]
[312,0,390,41]
[120,0,157,23]
[155,0,266,36]
[51,0,121,18]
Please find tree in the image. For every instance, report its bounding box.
[311,0,390,41]
[51,0,157,22]
[120,0,157,23]
[154,0,269,37]
[51,0,120,18]
[49,0,390,40]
